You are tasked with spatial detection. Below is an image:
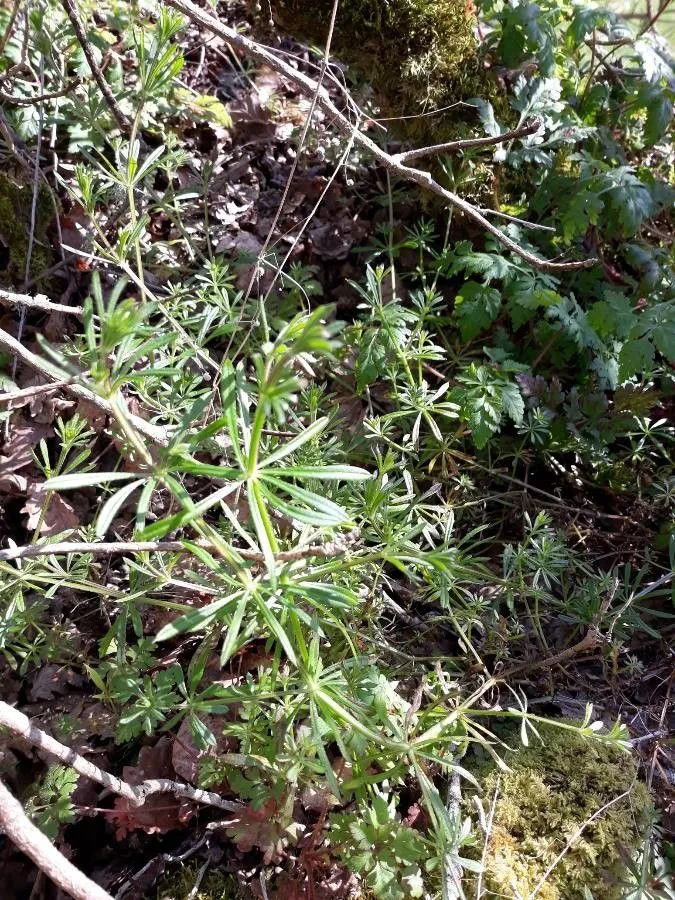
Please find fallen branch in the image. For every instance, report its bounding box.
[164,0,595,273]
[0,287,84,317]
[0,529,362,563]
[0,379,73,407]
[60,0,131,134]
[392,118,542,164]
[0,76,82,106]
[0,325,171,447]
[0,702,242,814]
[0,777,114,900]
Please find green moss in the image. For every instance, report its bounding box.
[0,172,53,286]
[264,0,506,143]
[155,863,244,900]
[468,722,653,899]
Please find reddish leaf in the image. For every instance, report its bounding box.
[109,737,194,840]
[225,798,300,864]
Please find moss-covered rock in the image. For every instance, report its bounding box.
[468,722,653,899]
[0,171,53,287]
[261,0,504,143]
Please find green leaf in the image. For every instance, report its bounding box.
[603,169,655,237]
[263,464,372,481]
[45,471,142,490]
[155,594,240,641]
[220,592,249,665]
[248,479,278,570]
[255,594,297,665]
[95,478,146,538]
[454,281,502,341]
[637,82,674,146]
[653,326,675,363]
[560,188,604,243]
[258,417,330,468]
[619,338,655,380]
[260,476,351,526]
[501,382,525,425]
[139,482,238,541]
[588,292,635,339]
[174,89,233,127]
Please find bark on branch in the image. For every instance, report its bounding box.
[0,702,241,813]
[0,777,114,900]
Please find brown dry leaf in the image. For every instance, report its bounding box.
[22,483,79,537]
[172,714,237,784]
[75,398,108,432]
[300,784,340,813]
[0,473,28,493]
[0,420,53,476]
[29,664,83,702]
[272,870,359,900]
[110,736,194,840]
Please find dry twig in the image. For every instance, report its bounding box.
[0,287,84,317]
[393,118,543,164]
[60,0,131,133]
[0,77,82,106]
[0,702,242,814]
[0,777,114,900]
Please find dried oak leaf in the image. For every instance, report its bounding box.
[110,736,194,840]
[22,483,79,537]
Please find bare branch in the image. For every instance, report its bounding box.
[0,379,73,407]
[0,325,171,447]
[0,777,114,900]
[0,702,242,814]
[0,0,22,57]
[0,530,362,563]
[0,76,82,106]
[60,0,131,134]
[164,0,596,273]
[477,207,556,232]
[0,287,84,317]
[393,119,542,164]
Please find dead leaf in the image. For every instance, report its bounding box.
[300,784,340,813]
[22,483,79,537]
[0,473,28,493]
[75,398,107,432]
[172,714,237,784]
[110,737,194,840]
[0,420,53,475]
[29,664,83,701]
[224,798,301,864]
